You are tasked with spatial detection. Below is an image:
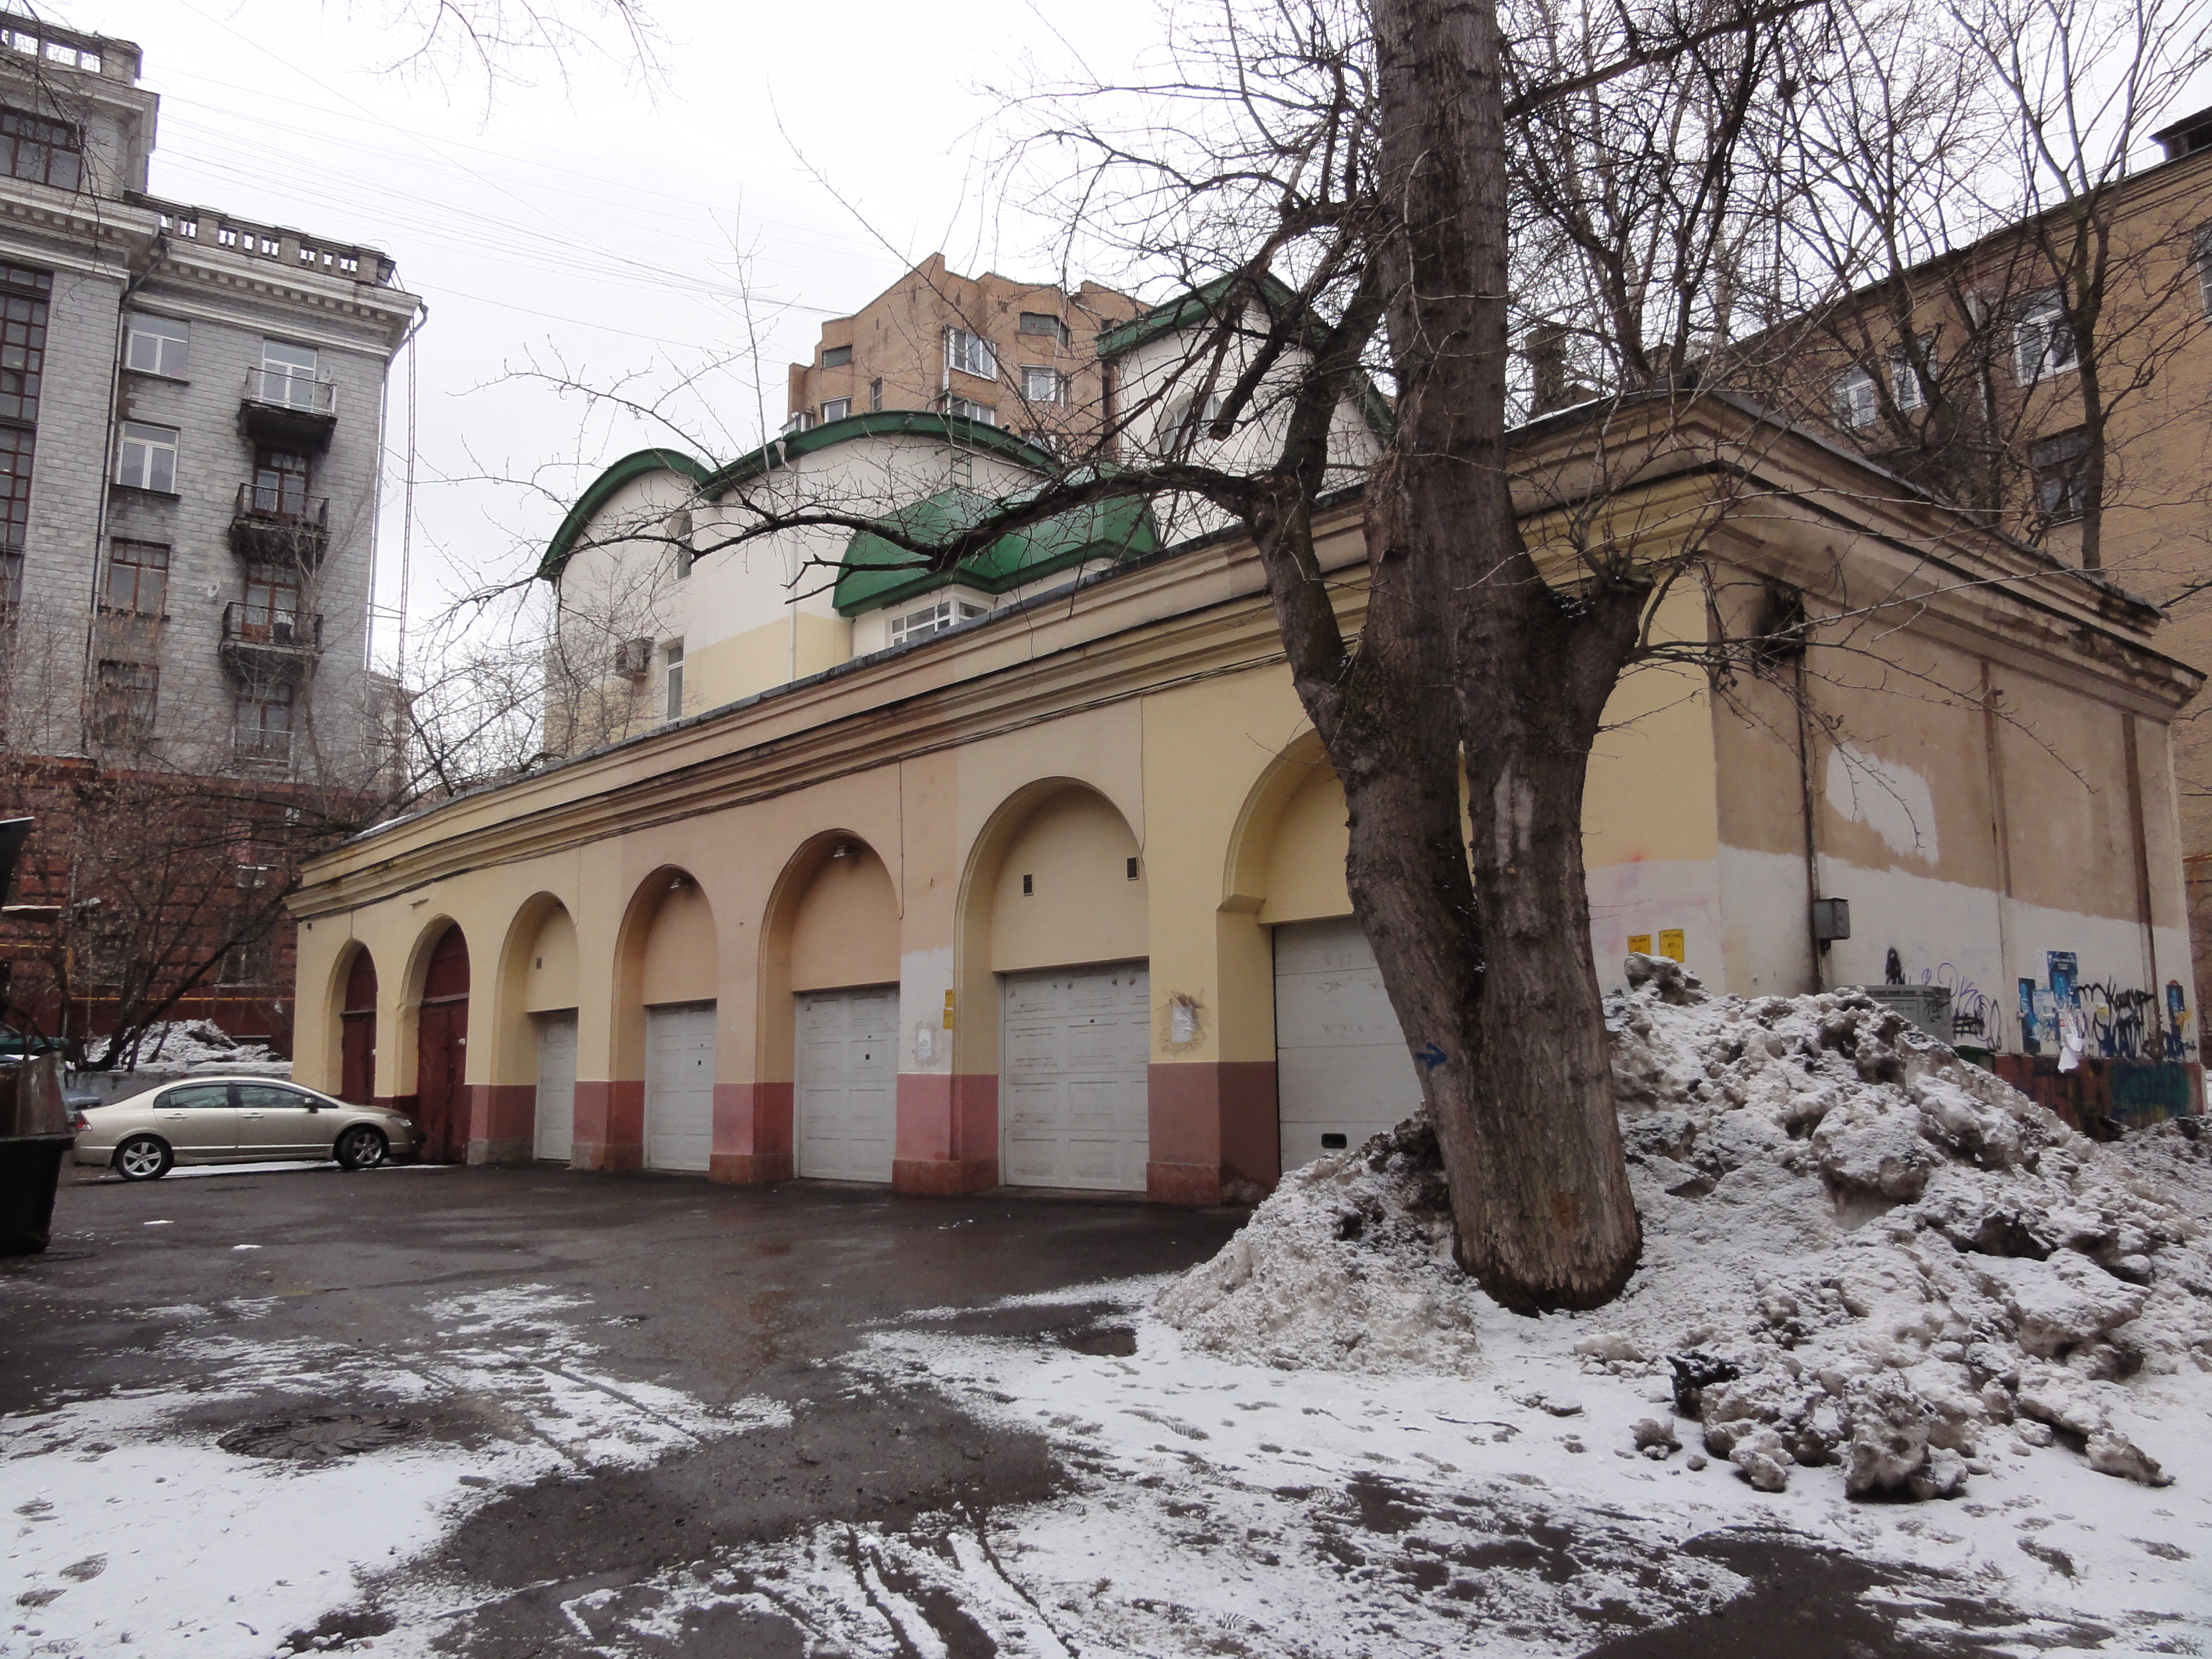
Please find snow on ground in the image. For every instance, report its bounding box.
[0,1284,788,1657]
[550,1276,2211,1655]
[1164,959,2212,1504]
[92,1019,291,1076]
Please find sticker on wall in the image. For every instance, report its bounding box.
[2047,951,2085,1072]
[1627,933,1652,956]
[1658,930,1685,963]
[2017,978,2040,1053]
[942,990,956,1030]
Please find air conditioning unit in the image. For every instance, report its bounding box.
[614,637,654,681]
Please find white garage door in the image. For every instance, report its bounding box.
[533,1010,578,1162]
[796,986,899,1182]
[1002,963,1149,1191]
[1275,916,1423,1171]
[644,1001,716,1172]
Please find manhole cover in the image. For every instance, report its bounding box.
[218,1414,421,1461]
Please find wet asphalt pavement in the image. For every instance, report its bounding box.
[2,1161,2118,1656]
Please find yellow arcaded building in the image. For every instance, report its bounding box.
[286,290,2203,1203]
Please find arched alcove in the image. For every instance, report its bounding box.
[612,869,719,1174]
[337,946,377,1105]
[956,782,1150,1192]
[410,922,471,1164]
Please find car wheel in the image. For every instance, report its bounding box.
[113,1135,173,1182]
[335,1125,389,1171]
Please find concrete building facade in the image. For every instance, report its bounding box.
[0,13,417,775]
[1737,112,2212,1022]
[288,341,2202,1185]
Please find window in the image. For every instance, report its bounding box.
[663,642,684,720]
[105,540,167,614]
[944,396,996,426]
[0,425,31,549]
[2031,428,2092,522]
[0,547,19,612]
[243,560,301,635]
[782,409,815,434]
[820,397,851,422]
[2014,290,2077,383]
[2197,226,2212,318]
[124,313,188,378]
[234,682,293,763]
[0,263,50,423]
[1022,366,1065,405]
[0,107,80,190]
[887,597,987,645]
[820,343,853,368]
[93,660,156,741]
[1160,390,1224,450]
[945,327,997,379]
[257,339,319,408]
[115,421,178,492]
[249,446,310,517]
[1018,312,1069,346]
[1834,364,1879,427]
[869,377,883,412]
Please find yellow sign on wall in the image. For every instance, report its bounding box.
[1659,928,1686,962]
[1627,933,1652,956]
[942,990,956,1029]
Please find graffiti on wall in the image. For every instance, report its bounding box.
[2012,949,2193,1065]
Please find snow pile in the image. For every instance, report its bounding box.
[96,1019,290,1074]
[1158,954,2212,1502]
[1156,1119,1484,1372]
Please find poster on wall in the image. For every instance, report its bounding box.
[2047,951,2085,1073]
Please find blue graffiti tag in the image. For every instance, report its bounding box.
[1416,1042,1446,1072]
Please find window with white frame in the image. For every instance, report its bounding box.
[2197,226,2212,317]
[820,397,851,422]
[115,421,178,492]
[888,596,987,645]
[1022,366,1064,404]
[124,313,188,378]
[945,395,996,426]
[2013,290,2077,383]
[1889,343,1929,413]
[258,339,320,408]
[782,409,815,434]
[663,642,684,720]
[945,327,996,379]
[1833,364,1879,427]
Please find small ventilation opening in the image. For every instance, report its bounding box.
[1126,856,1139,880]
[1022,873,1033,896]
[1321,1133,1348,1150]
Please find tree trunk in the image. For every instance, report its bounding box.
[1295,0,1646,1312]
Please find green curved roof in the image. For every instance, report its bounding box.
[834,488,1159,617]
[537,414,1061,584]
[536,448,714,582]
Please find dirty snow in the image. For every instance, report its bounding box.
[530,1276,2212,1655]
[1162,956,2212,1509]
[1,1284,788,1656]
[90,1019,291,1075]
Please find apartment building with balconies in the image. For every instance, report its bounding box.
[0,15,417,1048]
[0,13,416,779]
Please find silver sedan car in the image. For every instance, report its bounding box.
[71,1077,423,1181]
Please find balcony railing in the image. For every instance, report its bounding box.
[238,367,338,451]
[233,727,294,765]
[223,603,323,650]
[244,366,337,416]
[135,194,401,287]
[228,483,330,563]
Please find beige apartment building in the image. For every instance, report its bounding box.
[785,253,1139,452]
[1746,110,2212,1009]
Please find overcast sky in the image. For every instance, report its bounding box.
[57,0,1148,668]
